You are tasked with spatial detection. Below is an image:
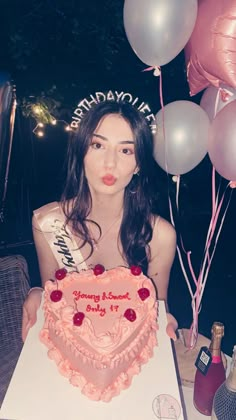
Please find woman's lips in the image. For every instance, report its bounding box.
[102,175,117,186]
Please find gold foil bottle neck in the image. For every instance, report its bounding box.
[211,322,224,337]
[209,322,224,356]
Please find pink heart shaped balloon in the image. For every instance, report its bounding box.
[185,0,236,95]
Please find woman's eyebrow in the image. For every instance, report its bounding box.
[93,133,134,144]
[93,133,108,141]
[119,140,135,144]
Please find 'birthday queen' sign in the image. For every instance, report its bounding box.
[71,90,156,133]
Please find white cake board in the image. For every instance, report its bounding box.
[0,301,184,420]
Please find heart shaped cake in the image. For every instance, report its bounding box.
[40,266,158,401]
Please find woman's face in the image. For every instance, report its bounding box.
[84,114,138,196]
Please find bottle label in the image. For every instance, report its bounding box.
[195,346,212,376]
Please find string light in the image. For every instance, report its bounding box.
[32,104,43,116]
[37,130,44,137]
[21,98,75,137]
[32,118,73,137]
[32,123,45,137]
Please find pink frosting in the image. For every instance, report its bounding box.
[40,266,158,401]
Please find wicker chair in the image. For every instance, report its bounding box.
[0,255,30,407]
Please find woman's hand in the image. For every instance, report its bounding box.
[166,312,178,341]
[22,288,43,342]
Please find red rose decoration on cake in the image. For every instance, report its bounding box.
[73,312,85,326]
[93,264,105,276]
[130,265,142,276]
[124,308,136,322]
[50,290,63,302]
[55,268,67,280]
[138,287,150,301]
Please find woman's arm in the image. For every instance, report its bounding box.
[148,216,178,339]
[148,216,176,301]
[22,214,59,342]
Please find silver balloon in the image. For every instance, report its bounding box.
[123,0,198,67]
[208,100,236,181]
[153,101,210,175]
[200,84,236,122]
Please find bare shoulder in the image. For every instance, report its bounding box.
[149,215,176,262]
[152,215,176,245]
[32,201,61,285]
[33,201,59,218]
[32,201,63,230]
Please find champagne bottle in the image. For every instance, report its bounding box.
[193,322,226,416]
[211,345,236,419]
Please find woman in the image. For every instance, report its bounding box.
[22,100,177,341]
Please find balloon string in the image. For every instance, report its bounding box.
[205,187,225,252]
[159,68,164,108]
[212,167,216,216]
[187,251,198,287]
[169,165,232,349]
[169,184,198,348]
[211,90,220,216]
[168,185,195,302]
[172,177,198,290]
[214,89,220,123]
[158,67,171,178]
[169,202,195,303]
[168,176,199,348]
[201,168,224,272]
[175,173,180,210]
[145,66,171,177]
[152,67,231,349]
[199,186,232,303]
[156,69,193,305]
[202,186,221,263]
[188,181,231,348]
[202,167,223,273]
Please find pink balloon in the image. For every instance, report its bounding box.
[185,0,236,96]
[208,100,236,181]
[200,85,236,121]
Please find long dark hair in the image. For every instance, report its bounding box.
[61,100,159,273]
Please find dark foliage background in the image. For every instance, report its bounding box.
[1,0,196,110]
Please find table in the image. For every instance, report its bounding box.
[0,301,219,420]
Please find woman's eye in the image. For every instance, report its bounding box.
[91,142,103,149]
[121,148,134,155]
